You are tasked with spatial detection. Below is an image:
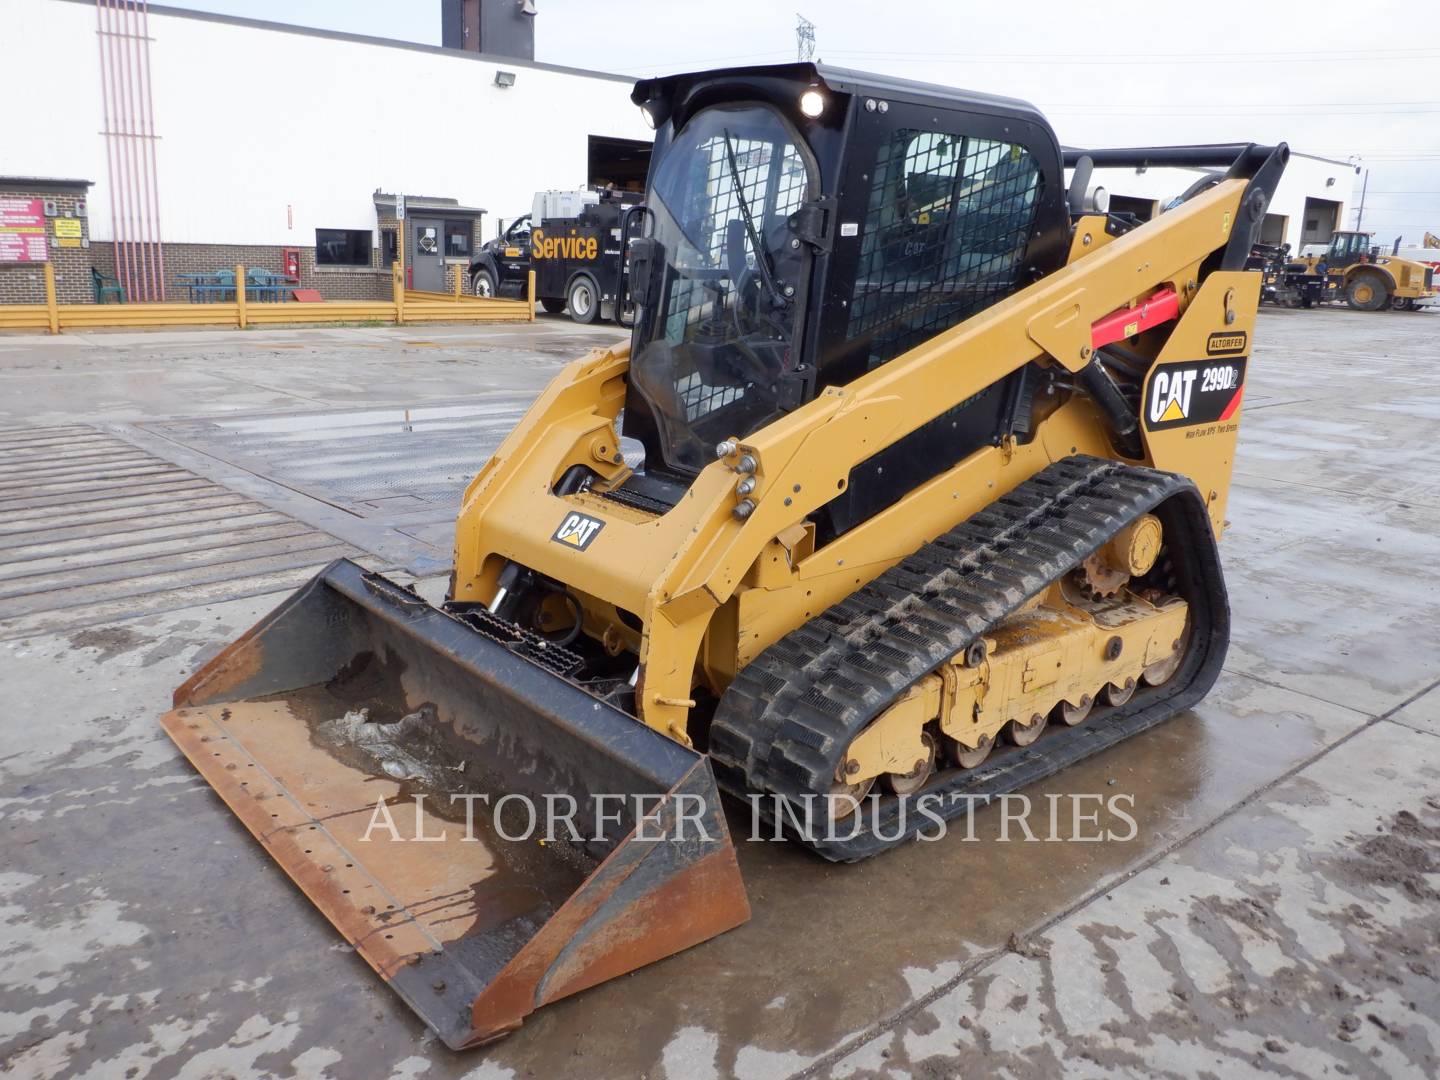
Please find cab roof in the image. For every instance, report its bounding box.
[632,62,1051,128]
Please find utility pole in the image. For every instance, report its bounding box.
[796,14,815,62]
[1354,167,1368,233]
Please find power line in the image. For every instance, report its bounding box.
[628,44,1440,72]
[821,48,1440,67]
[1041,104,1440,115]
[1043,100,1440,108]
[1309,153,1440,159]
[1230,147,1440,156]
[638,48,793,69]
[835,45,1440,59]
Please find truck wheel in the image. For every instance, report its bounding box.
[540,298,566,314]
[1346,272,1389,311]
[1389,295,1412,312]
[471,269,496,298]
[567,276,600,324]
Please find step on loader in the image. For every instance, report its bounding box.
[161,63,1286,1047]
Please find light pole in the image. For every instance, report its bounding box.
[1347,156,1367,232]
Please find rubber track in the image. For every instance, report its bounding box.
[709,455,1229,861]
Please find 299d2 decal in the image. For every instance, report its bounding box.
[1143,358,1247,433]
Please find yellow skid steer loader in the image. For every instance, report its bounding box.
[161,63,1285,1047]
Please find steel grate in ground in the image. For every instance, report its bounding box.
[0,424,372,640]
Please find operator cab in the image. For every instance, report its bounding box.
[1326,230,1377,265]
[620,64,1069,533]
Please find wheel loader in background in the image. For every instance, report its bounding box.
[1291,229,1436,310]
[160,63,1286,1048]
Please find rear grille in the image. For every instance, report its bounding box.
[599,484,670,516]
[449,607,584,677]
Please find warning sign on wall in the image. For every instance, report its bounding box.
[0,198,48,262]
[53,217,81,248]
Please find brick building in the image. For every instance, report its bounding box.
[0,179,95,305]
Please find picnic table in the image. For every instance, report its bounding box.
[178,270,300,303]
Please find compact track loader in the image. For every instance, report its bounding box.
[161,64,1285,1047]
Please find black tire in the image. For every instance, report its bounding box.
[471,269,496,298]
[1389,295,1412,312]
[540,298,566,315]
[1346,272,1389,311]
[567,275,600,325]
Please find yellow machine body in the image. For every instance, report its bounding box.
[451,186,1256,744]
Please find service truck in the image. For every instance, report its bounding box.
[469,188,644,323]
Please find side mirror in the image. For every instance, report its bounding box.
[628,237,662,308]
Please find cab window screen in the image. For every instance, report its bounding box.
[658,133,808,425]
[628,103,815,472]
[848,131,1042,367]
[660,135,808,368]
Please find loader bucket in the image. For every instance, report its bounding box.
[160,558,749,1049]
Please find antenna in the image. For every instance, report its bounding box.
[796,14,815,62]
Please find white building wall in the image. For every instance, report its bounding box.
[0,1,107,191]
[1,0,1353,258]
[1083,153,1353,252]
[0,0,653,246]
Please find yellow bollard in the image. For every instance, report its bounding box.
[43,263,59,334]
[236,264,247,329]
[393,263,405,325]
[527,269,536,322]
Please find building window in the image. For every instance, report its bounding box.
[444,220,471,257]
[381,228,398,267]
[315,228,373,266]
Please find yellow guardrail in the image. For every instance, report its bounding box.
[0,264,536,334]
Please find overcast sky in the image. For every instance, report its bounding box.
[173,0,1440,244]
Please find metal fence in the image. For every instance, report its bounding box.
[0,264,535,333]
